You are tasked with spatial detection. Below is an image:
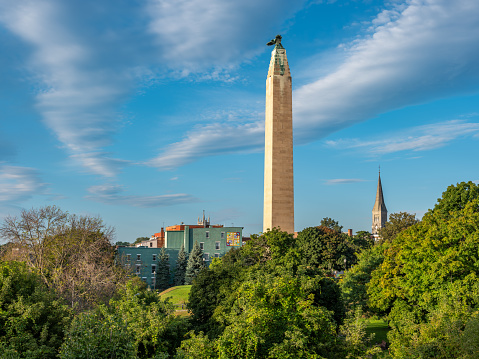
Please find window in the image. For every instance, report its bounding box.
[215,241,220,250]
[149,242,153,247]
[136,264,141,274]
[151,264,156,274]
[214,253,220,258]
[126,254,131,261]
[137,254,141,261]
[200,242,204,250]
[203,253,210,261]
[205,231,210,238]
[152,254,156,261]
[221,232,225,239]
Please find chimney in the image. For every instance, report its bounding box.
[348,229,353,237]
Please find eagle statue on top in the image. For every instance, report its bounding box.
[266,34,284,49]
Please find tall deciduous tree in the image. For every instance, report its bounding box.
[174,244,187,286]
[0,206,129,310]
[156,247,170,291]
[378,211,419,244]
[296,226,356,272]
[185,241,205,285]
[320,217,343,233]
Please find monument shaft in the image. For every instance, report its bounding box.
[263,43,294,234]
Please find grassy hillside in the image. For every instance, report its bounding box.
[159,285,191,314]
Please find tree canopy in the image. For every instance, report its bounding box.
[377,211,419,244]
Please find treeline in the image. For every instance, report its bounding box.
[1,181,479,358]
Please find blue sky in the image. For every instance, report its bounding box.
[1,0,478,243]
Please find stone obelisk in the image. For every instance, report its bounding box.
[263,35,294,234]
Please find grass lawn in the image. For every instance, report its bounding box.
[366,318,390,344]
[159,285,191,315]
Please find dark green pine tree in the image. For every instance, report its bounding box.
[174,244,187,286]
[156,247,170,291]
[185,241,205,285]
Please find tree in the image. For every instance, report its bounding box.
[185,241,205,285]
[174,244,187,286]
[134,237,150,245]
[352,230,374,251]
[378,211,419,244]
[156,247,170,291]
[0,261,70,359]
[368,182,479,355]
[339,244,386,313]
[115,241,131,246]
[320,217,343,232]
[296,226,356,272]
[0,206,129,310]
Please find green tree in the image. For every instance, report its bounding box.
[0,261,70,359]
[352,230,374,251]
[320,217,343,232]
[215,273,339,359]
[60,280,188,359]
[174,244,187,286]
[340,244,386,313]
[296,226,356,272]
[185,241,205,285]
[134,237,150,245]
[378,211,419,244]
[368,182,479,356]
[156,247,170,291]
[0,206,129,311]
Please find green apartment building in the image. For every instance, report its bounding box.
[117,218,243,289]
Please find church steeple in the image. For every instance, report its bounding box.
[372,169,387,238]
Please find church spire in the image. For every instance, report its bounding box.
[372,169,387,238]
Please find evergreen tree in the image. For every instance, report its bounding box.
[156,247,170,291]
[174,244,187,286]
[185,241,205,285]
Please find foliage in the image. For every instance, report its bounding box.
[59,309,135,359]
[116,241,131,246]
[320,217,343,232]
[296,226,356,272]
[368,182,479,357]
[0,261,70,359]
[352,231,374,251]
[185,241,205,285]
[175,332,217,359]
[134,237,150,245]
[174,244,187,286]
[339,308,382,359]
[368,184,479,314]
[0,206,129,310]
[340,244,386,313]
[60,280,189,359]
[377,212,419,244]
[215,273,339,359]
[156,247,170,291]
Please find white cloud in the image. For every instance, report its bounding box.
[149,120,264,169]
[325,179,367,185]
[86,184,197,207]
[293,0,479,142]
[0,165,47,203]
[145,0,305,71]
[150,0,479,168]
[326,120,479,155]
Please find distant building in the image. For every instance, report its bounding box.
[117,213,243,289]
[372,170,387,240]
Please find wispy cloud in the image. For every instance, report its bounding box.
[0,0,133,177]
[293,0,479,142]
[151,0,479,167]
[146,0,305,72]
[86,184,197,207]
[326,120,479,155]
[0,165,47,203]
[325,179,367,185]
[149,120,264,169]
